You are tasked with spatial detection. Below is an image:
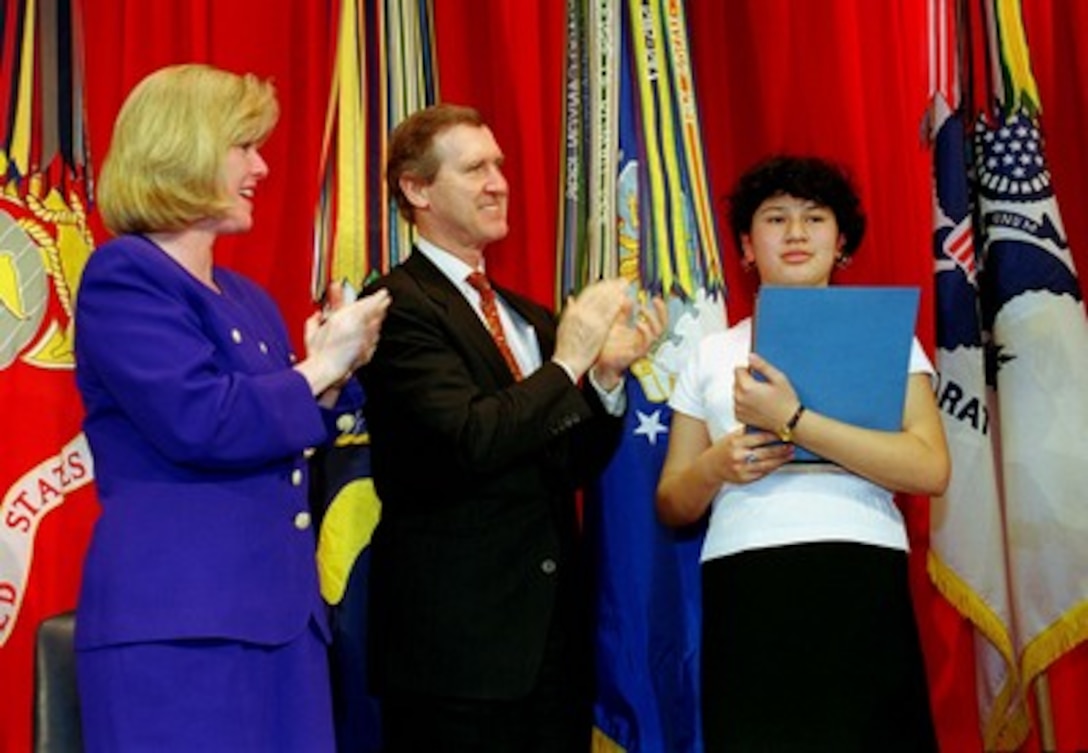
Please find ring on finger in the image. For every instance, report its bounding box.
[745,452,757,465]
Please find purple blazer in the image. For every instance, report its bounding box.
[74,235,340,649]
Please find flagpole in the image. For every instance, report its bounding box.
[1035,672,1056,750]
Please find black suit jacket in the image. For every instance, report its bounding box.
[360,250,623,700]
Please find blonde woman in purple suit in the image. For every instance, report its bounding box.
[73,64,389,752]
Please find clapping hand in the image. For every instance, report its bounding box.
[592,293,668,389]
[552,278,630,381]
[301,282,391,400]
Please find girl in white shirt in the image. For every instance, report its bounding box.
[657,155,949,752]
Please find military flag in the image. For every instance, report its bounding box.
[559,1,725,750]
[0,1,98,751]
[927,0,1088,747]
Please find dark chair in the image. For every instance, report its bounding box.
[33,611,83,753]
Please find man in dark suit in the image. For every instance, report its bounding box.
[360,103,664,753]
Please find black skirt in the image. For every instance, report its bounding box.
[700,542,938,753]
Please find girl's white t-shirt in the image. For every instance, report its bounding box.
[668,317,934,563]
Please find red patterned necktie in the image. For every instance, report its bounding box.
[466,271,524,380]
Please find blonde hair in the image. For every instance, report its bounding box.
[97,64,279,235]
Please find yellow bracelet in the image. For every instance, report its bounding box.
[776,404,806,443]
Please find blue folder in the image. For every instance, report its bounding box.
[751,286,920,462]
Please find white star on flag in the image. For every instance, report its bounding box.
[633,409,668,446]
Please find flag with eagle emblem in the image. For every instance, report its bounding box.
[928,0,1088,746]
[0,2,98,751]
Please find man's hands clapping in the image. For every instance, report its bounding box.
[552,279,667,388]
[593,294,667,389]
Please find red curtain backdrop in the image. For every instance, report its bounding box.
[430,0,566,307]
[82,0,335,334]
[2,2,1086,751]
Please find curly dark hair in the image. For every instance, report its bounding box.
[726,155,867,259]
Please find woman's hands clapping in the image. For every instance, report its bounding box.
[297,282,391,402]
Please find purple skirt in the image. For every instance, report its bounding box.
[76,618,334,753]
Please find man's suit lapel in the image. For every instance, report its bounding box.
[402,250,528,383]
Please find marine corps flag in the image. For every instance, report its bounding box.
[0,1,98,752]
[928,0,1088,747]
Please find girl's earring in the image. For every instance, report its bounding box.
[835,254,851,269]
